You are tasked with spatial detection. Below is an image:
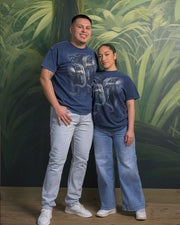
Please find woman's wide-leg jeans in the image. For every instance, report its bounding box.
[94,126,145,211]
[42,107,93,209]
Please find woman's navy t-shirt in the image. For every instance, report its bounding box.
[41,41,97,115]
[92,70,140,131]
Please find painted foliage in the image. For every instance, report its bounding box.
[0,0,180,187]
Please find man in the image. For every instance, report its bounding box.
[37,14,97,225]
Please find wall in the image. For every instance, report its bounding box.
[1,0,180,188]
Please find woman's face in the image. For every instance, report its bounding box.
[98,46,117,71]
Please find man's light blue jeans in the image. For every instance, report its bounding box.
[42,107,93,209]
[94,126,145,211]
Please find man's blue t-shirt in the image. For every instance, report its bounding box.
[92,70,140,131]
[41,41,97,114]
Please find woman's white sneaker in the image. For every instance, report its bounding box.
[37,208,52,225]
[65,202,92,218]
[96,208,116,217]
[136,208,147,220]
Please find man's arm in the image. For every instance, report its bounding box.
[124,99,135,146]
[40,67,72,126]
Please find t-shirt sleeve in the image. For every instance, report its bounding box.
[41,45,58,73]
[124,76,140,100]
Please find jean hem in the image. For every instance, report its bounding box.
[122,204,145,212]
[101,206,116,210]
[65,200,79,207]
[42,206,53,210]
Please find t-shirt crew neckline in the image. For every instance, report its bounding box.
[102,70,118,73]
[68,40,87,50]
[99,70,121,77]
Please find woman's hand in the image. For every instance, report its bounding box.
[125,99,135,146]
[125,130,134,146]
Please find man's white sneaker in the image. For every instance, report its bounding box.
[136,208,147,220]
[65,202,92,218]
[96,208,116,217]
[37,209,52,225]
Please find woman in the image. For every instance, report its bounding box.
[92,43,147,220]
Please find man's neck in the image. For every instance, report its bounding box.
[70,39,86,49]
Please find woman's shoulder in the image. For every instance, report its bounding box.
[117,71,133,81]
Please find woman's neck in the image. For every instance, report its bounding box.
[104,66,117,71]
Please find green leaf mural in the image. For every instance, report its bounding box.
[15,1,52,40]
[175,0,180,22]
[1,0,180,187]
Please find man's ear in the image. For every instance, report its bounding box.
[69,25,73,34]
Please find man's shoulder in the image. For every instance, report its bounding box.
[86,45,95,53]
[51,41,69,49]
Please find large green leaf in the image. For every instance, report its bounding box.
[137,45,152,97]
[115,0,150,17]
[152,81,180,127]
[175,0,180,22]
[23,8,50,30]
[32,13,52,39]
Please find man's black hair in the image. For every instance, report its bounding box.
[71,14,92,25]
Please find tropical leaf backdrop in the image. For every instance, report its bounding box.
[0,0,180,188]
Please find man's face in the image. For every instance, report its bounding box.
[70,18,92,47]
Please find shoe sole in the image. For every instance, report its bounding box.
[37,217,51,225]
[96,210,116,218]
[65,209,92,218]
[38,223,50,225]
[136,217,147,221]
[37,221,50,225]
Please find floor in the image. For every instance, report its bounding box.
[1,187,180,225]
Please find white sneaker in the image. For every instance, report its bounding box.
[37,209,52,225]
[96,208,116,217]
[65,202,92,218]
[136,208,147,220]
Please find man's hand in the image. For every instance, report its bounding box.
[124,130,134,146]
[54,105,72,126]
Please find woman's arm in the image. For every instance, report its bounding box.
[40,67,72,126]
[125,99,135,146]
